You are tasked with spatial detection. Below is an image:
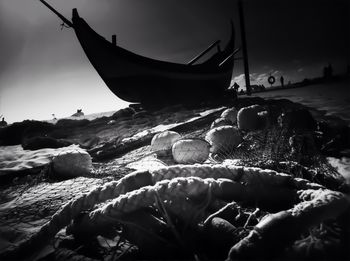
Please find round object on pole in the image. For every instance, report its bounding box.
[268,76,276,85]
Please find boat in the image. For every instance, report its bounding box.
[40,0,237,107]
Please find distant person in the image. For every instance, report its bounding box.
[0,117,7,127]
[227,83,239,101]
[328,63,333,78]
[280,76,284,87]
[72,109,84,117]
[52,114,57,120]
[323,66,328,78]
[323,63,334,79]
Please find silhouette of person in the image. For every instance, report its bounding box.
[0,117,7,127]
[328,63,333,78]
[280,76,284,87]
[228,83,239,101]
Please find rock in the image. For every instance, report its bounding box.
[22,136,72,150]
[237,105,265,131]
[211,118,232,129]
[151,131,181,156]
[221,107,238,124]
[205,126,242,154]
[52,147,92,178]
[172,138,210,164]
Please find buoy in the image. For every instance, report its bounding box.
[205,126,242,155]
[53,147,92,178]
[237,105,265,131]
[221,108,238,124]
[151,131,181,156]
[172,138,210,164]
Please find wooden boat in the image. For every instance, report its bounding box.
[40,0,236,107]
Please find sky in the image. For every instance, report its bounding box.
[0,0,349,123]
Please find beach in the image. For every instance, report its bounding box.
[254,79,350,182]
[253,80,350,125]
[0,79,349,260]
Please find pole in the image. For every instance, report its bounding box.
[112,35,117,45]
[39,0,73,27]
[238,0,251,95]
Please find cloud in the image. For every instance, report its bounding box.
[255,73,268,83]
[297,67,304,72]
[268,70,282,76]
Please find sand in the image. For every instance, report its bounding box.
[0,80,349,260]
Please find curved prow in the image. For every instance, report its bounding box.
[39,0,73,28]
[187,40,221,65]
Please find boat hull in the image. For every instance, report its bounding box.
[72,10,235,106]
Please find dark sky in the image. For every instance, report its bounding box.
[0,0,349,122]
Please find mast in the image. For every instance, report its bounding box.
[238,0,251,95]
[39,0,73,28]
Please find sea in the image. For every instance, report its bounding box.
[253,79,350,182]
